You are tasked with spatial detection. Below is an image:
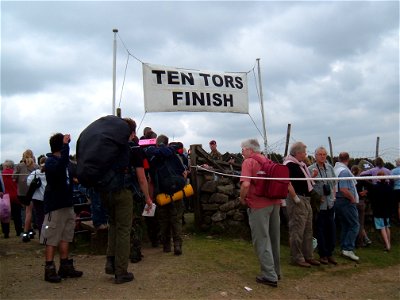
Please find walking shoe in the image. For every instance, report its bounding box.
[364,236,372,246]
[342,250,359,261]
[21,232,30,243]
[45,262,61,283]
[174,245,182,256]
[58,259,83,278]
[28,230,36,239]
[319,257,329,265]
[256,276,278,287]
[306,259,321,266]
[327,256,338,265]
[114,272,134,284]
[295,261,311,268]
[105,256,115,275]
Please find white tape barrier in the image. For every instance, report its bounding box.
[193,165,400,182]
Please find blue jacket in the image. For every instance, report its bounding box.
[44,144,74,214]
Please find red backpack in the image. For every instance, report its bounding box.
[251,155,290,199]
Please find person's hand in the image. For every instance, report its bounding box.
[63,134,71,144]
[293,195,301,204]
[239,197,247,206]
[360,190,368,197]
[312,169,318,178]
[145,197,153,212]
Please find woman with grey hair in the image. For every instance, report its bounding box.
[283,142,320,268]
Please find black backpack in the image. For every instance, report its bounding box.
[154,155,186,196]
[76,115,131,192]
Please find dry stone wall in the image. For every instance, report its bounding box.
[198,175,250,238]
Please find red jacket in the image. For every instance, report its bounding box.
[2,168,19,204]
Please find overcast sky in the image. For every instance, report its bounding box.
[2,1,399,165]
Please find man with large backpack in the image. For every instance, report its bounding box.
[76,116,138,284]
[239,138,281,288]
[144,134,187,255]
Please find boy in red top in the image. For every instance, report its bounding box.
[239,138,281,288]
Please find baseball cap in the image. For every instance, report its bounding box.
[209,140,216,145]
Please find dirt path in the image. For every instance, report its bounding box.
[1,234,399,299]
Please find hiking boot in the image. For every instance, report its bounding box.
[105,256,115,275]
[342,250,359,261]
[21,232,30,243]
[114,272,134,284]
[45,262,61,283]
[174,244,182,256]
[58,259,83,278]
[130,252,143,263]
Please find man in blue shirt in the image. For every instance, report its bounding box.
[334,152,360,261]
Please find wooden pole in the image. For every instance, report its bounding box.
[375,136,380,158]
[284,123,291,157]
[328,136,334,165]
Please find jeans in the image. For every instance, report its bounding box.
[335,198,359,251]
[88,188,108,227]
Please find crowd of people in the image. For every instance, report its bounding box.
[0,131,399,287]
[239,139,399,288]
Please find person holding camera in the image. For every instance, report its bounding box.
[309,146,338,265]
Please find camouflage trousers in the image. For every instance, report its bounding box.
[130,196,145,263]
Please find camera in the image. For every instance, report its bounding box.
[322,184,331,196]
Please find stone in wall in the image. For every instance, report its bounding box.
[200,194,210,204]
[209,193,229,204]
[201,180,218,193]
[217,177,232,185]
[219,199,240,212]
[217,184,235,196]
[202,203,219,211]
[232,210,245,221]
[211,211,226,222]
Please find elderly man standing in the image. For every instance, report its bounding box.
[308,146,337,265]
[283,142,320,268]
[239,139,281,287]
[334,152,360,261]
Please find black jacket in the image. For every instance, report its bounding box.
[44,144,74,214]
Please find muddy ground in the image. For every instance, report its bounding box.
[0,230,399,300]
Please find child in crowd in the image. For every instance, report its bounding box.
[370,171,392,251]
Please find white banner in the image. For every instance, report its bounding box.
[142,63,249,113]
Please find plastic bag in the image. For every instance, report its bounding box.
[0,193,11,223]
